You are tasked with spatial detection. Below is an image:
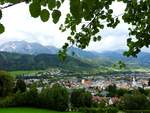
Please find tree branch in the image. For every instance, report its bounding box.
[0,1,25,10]
[0,4,14,9]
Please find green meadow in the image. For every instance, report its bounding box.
[9,70,41,77]
[0,107,80,113]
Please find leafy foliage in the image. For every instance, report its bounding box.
[38,84,69,111]
[83,107,119,113]
[14,79,26,93]
[70,89,92,108]
[0,9,4,34]
[40,9,50,22]
[0,0,150,59]
[0,71,14,97]
[48,0,56,10]
[106,84,117,97]
[49,84,69,111]
[0,52,92,71]
[52,10,61,24]
[122,0,150,57]
[29,3,41,18]
[0,23,5,34]
[119,91,149,110]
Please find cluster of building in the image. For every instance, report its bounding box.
[18,70,150,90]
[17,70,150,105]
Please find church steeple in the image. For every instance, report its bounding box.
[132,76,137,87]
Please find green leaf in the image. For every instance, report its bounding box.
[101,15,106,20]
[58,49,67,61]
[0,10,2,19]
[48,0,56,10]
[93,37,97,41]
[52,10,61,24]
[70,0,82,21]
[100,25,104,29]
[40,9,50,22]
[56,1,61,9]
[0,23,5,34]
[61,0,64,3]
[40,0,47,6]
[97,36,101,41]
[108,9,113,14]
[33,0,41,3]
[29,3,41,18]
[7,0,20,4]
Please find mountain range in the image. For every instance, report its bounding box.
[0,41,58,55]
[0,41,150,71]
[0,41,100,58]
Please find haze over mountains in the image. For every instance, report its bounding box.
[0,41,100,58]
[0,41,150,71]
[0,41,58,55]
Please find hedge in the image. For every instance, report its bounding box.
[126,110,150,113]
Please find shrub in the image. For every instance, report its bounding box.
[38,87,51,108]
[0,96,14,107]
[126,110,150,113]
[83,108,101,113]
[0,71,14,97]
[50,84,69,111]
[71,89,92,108]
[26,85,38,106]
[106,84,117,97]
[13,85,38,107]
[38,83,69,111]
[14,79,26,93]
[119,92,149,110]
[13,91,28,106]
[103,107,119,113]
[83,107,118,113]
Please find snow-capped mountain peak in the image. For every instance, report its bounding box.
[0,41,58,55]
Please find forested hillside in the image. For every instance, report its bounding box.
[0,52,92,71]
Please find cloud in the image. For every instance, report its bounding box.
[87,34,128,52]
[86,20,129,52]
[0,2,68,47]
[110,1,126,16]
[1,1,147,53]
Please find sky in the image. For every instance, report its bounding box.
[0,1,149,53]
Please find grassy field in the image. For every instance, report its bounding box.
[9,70,42,77]
[0,107,80,113]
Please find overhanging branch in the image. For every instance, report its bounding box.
[0,1,25,10]
[0,4,14,9]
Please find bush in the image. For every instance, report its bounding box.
[26,85,38,106]
[126,110,150,113]
[83,108,102,113]
[14,79,26,93]
[83,107,118,113]
[13,85,38,107]
[38,83,69,111]
[71,89,92,108]
[13,91,28,106]
[0,96,14,107]
[50,84,69,111]
[120,92,149,110]
[103,107,119,113]
[38,87,51,108]
[0,71,14,97]
[106,84,117,97]
[116,88,128,97]
[7,83,69,111]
